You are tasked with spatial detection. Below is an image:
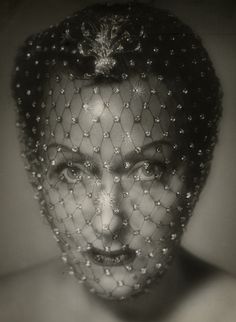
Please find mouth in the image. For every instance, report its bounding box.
[87,247,136,266]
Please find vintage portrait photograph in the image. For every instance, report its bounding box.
[0,0,236,321]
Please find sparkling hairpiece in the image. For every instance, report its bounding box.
[78,15,131,75]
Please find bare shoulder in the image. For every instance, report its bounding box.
[172,271,236,322]
[0,259,86,322]
[0,259,116,322]
[205,272,236,316]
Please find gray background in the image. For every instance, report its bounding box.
[0,0,236,277]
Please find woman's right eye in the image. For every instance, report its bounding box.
[59,167,82,184]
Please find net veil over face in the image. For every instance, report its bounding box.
[12,3,221,300]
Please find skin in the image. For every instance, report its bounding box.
[38,72,190,300]
[1,254,236,322]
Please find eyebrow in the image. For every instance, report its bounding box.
[122,140,171,160]
[47,143,88,162]
[47,140,171,159]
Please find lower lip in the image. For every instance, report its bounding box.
[88,248,136,267]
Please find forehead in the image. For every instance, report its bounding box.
[41,73,177,159]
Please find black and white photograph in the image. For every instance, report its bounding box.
[0,1,236,321]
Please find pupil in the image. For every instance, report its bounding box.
[68,167,79,179]
[143,163,154,176]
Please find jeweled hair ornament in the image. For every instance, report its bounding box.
[79,15,133,75]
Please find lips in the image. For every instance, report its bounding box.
[88,247,136,266]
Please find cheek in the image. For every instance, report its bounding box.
[42,176,97,229]
[122,172,184,213]
[124,173,185,239]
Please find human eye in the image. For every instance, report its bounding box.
[49,161,86,185]
[130,161,165,182]
[59,165,83,184]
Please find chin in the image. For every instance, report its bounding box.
[74,265,165,301]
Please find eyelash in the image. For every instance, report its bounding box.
[50,163,85,185]
[128,161,165,182]
[51,160,165,185]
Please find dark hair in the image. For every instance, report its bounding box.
[12,2,222,194]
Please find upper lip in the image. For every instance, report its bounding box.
[90,246,130,256]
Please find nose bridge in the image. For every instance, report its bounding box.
[100,170,123,209]
[92,170,122,235]
[101,170,117,194]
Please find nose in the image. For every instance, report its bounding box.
[92,172,123,236]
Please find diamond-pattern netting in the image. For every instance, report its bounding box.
[11,3,221,300]
[37,73,187,299]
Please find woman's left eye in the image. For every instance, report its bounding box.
[135,162,163,181]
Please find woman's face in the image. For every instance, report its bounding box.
[38,73,189,299]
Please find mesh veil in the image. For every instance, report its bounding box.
[12,3,222,300]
